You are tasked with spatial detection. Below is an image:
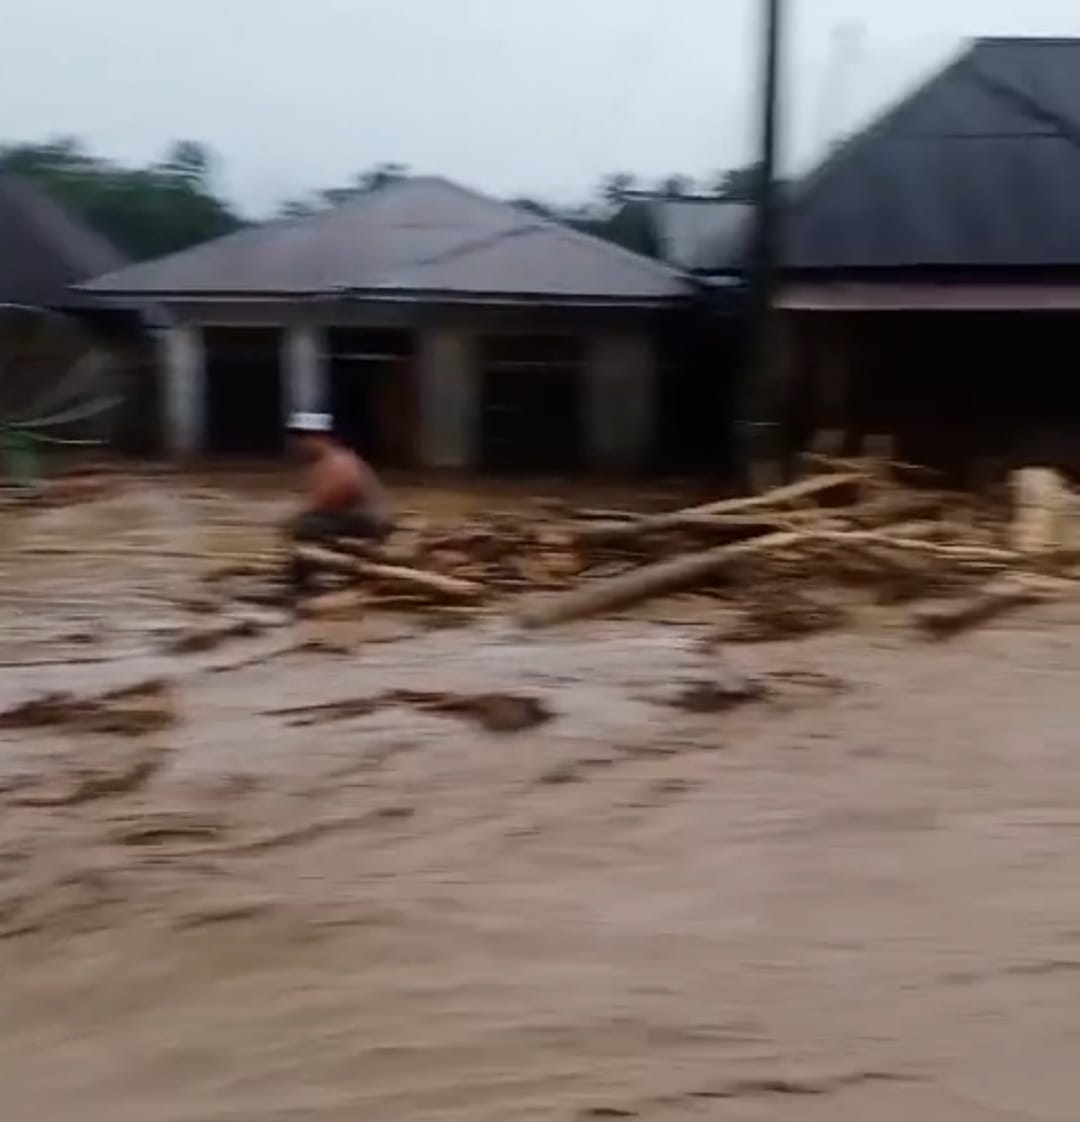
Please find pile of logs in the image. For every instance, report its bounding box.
[288,461,1080,638]
[523,462,1079,637]
[290,514,584,616]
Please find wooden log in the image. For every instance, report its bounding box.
[577,518,731,548]
[913,573,1064,638]
[667,471,867,519]
[846,491,944,529]
[808,529,1018,566]
[576,509,829,546]
[573,508,641,523]
[298,589,366,619]
[799,451,941,483]
[296,546,483,602]
[1010,467,1067,558]
[523,522,1016,630]
[574,472,866,547]
[520,532,804,628]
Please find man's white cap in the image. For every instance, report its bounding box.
[286,411,332,433]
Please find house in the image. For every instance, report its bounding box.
[665,38,1080,476]
[0,174,154,452]
[778,36,1080,474]
[0,172,128,315]
[85,177,692,472]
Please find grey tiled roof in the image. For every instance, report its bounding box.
[86,177,688,304]
[0,175,127,309]
[787,38,1080,271]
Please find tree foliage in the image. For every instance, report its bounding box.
[0,137,245,260]
[278,162,411,218]
[710,163,763,201]
[523,165,764,256]
[1,132,766,264]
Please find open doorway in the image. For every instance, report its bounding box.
[478,334,585,472]
[327,329,417,465]
[204,327,283,456]
[653,313,741,476]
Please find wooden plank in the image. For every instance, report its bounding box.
[295,546,483,602]
[522,521,1015,630]
[519,532,803,628]
[579,472,865,546]
[1010,467,1067,557]
[913,573,1064,638]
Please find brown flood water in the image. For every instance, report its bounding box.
[3,473,1080,1120]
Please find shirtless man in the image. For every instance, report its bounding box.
[286,411,392,592]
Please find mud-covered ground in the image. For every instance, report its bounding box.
[3,474,1080,1121]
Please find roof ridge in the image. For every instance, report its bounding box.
[976,36,1080,47]
[965,58,1080,153]
[787,44,971,223]
[625,191,747,205]
[422,177,689,282]
[89,179,416,288]
[398,222,538,271]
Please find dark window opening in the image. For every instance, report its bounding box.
[327,328,417,466]
[478,334,584,473]
[204,327,283,456]
[654,316,741,475]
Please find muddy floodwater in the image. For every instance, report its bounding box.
[3,473,1080,1120]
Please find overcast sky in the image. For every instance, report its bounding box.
[4,0,1080,216]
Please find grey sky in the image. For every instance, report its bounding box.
[4,0,1080,216]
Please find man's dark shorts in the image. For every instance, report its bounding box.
[287,507,393,596]
[290,508,393,544]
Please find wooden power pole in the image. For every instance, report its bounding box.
[736,0,786,490]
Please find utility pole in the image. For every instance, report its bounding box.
[736,0,786,490]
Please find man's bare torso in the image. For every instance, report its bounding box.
[307,446,386,517]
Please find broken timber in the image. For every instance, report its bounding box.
[913,572,1067,638]
[576,472,865,546]
[1010,467,1067,558]
[295,545,483,602]
[521,526,1025,630]
[520,532,804,628]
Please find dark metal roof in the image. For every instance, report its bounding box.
[787,38,1080,271]
[0,175,128,309]
[645,198,752,272]
[85,177,689,305]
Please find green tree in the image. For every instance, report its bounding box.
[278,162,411,217]
[160,140,212,186]
[0,137,245,260]
[508,197,554,218]
[656,173,694,198]
[277,197,322,220]
[355,162,408,192]
[711,164,763,200]
[598,171,637,209]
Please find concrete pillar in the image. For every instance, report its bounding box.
[283,324,327,420]
[417,327,477,469]
[586,331,656,472]
[159,324,205,458]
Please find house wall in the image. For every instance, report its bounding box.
[791,308,1080,479]
[157,302,662,472]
